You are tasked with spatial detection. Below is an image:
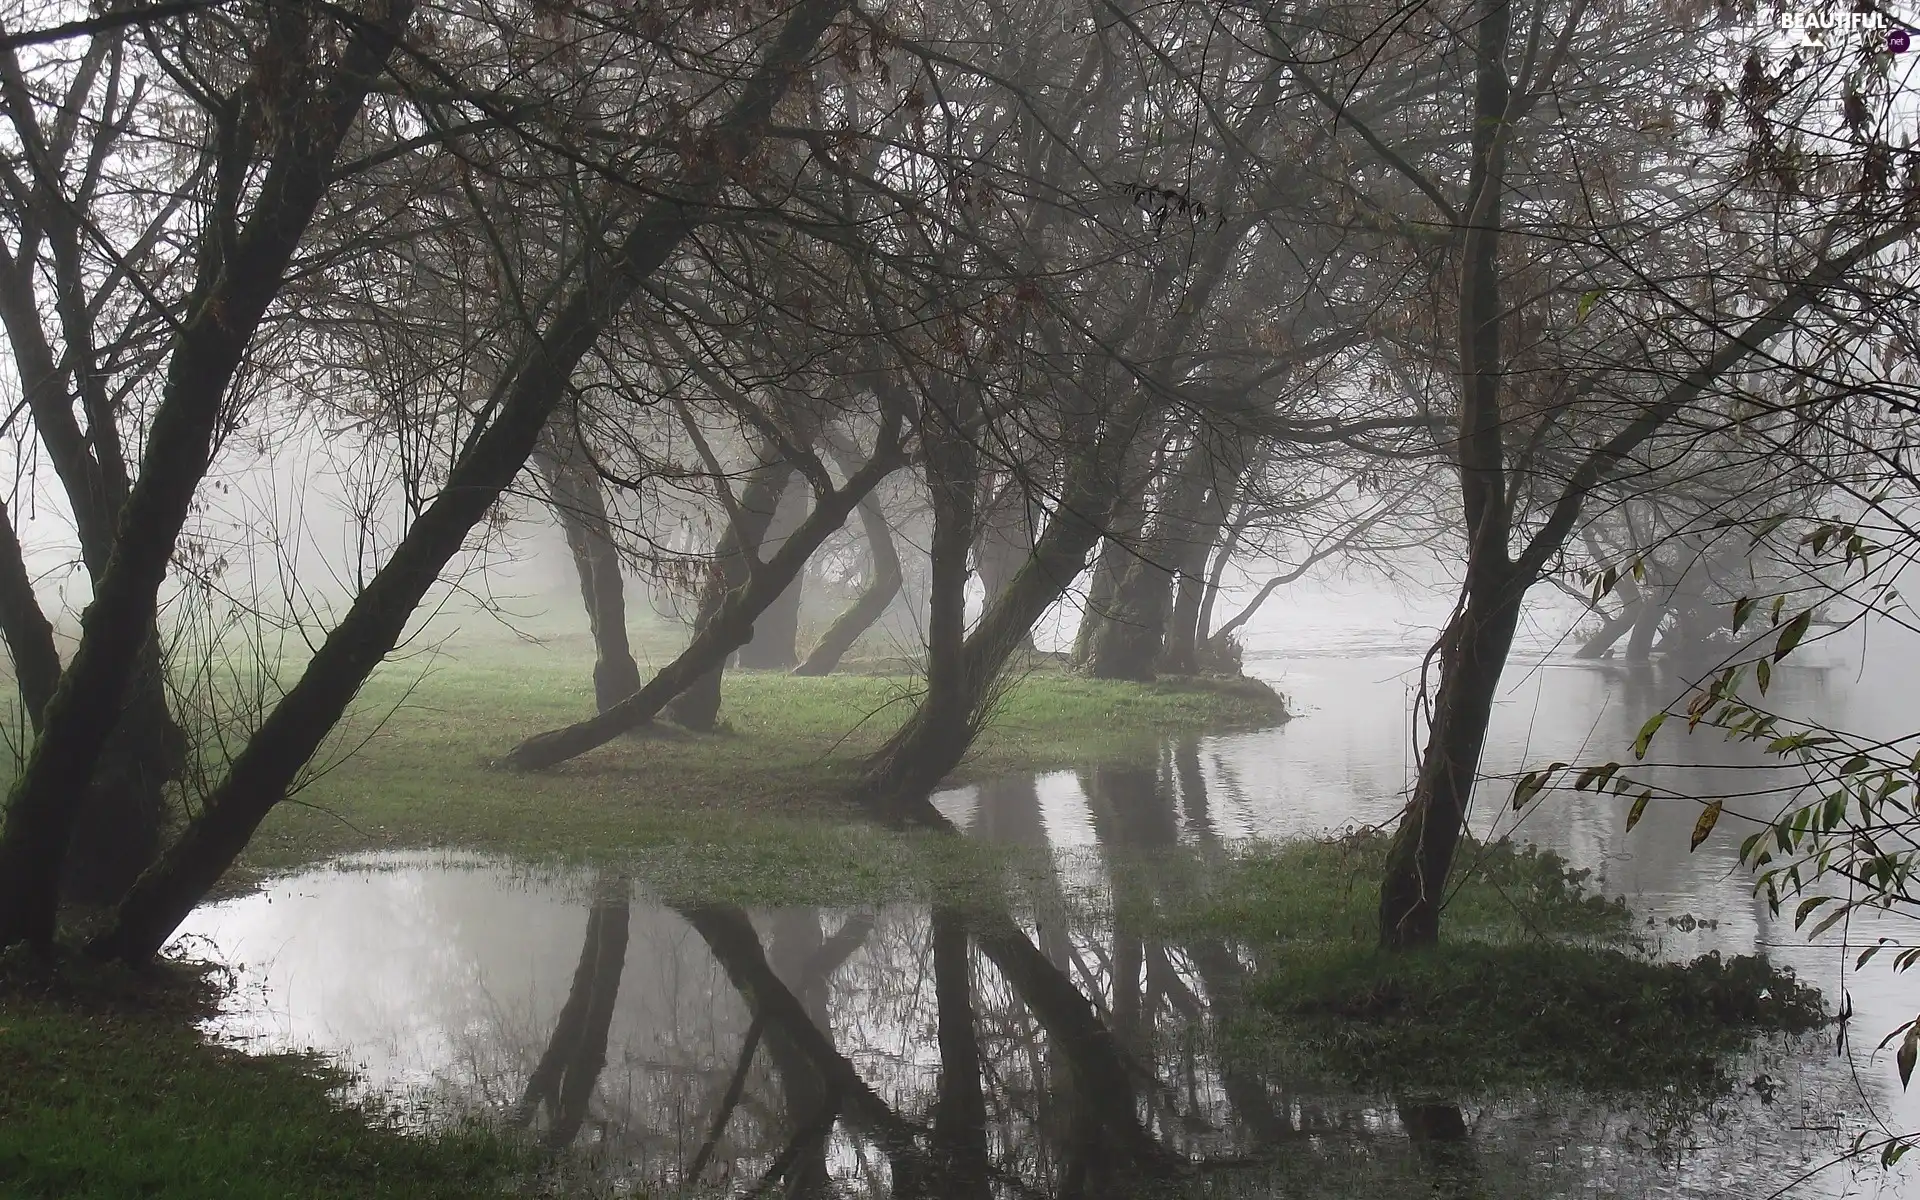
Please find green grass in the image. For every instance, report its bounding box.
[1146,831,1827,1099]
[0,959,528,1199]
[1,642,1291,1200]
[223,645,1287,904]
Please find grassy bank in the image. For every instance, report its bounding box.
[0,962,525,1199]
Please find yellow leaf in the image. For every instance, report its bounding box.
[1690,800,1723,851]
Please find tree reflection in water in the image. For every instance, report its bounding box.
[186,742,1886,1198]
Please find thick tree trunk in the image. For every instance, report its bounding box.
[0,6,415,951]
[1626,596,1663,661]
[84,0,848,962]
[499,447,898,771]
[792,497,900,675]
[664,456,794,729]
[534,427,643,713]
[734,476,809,671]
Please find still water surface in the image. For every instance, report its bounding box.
[175,649,1920,1197]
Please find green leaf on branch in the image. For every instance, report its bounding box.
[1774,610,1812,662]
[1732,597,1755,633]
[1901,1021,1920,1089]
[1634,712,1666,759]
[1627,789,1652,832]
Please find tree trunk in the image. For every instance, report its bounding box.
[0,6,415,951]
[84,0,849,963]
[1377,588,1523,950]
[534,427,643,714]
[1376,0,1513,955]
[1195,502,1253,648]
[975,476,1037,653]
[1071,499,1142,669]
[499,447,899,771]
[0,500,61,728]
[860,400,977,800]
[793,495,901,676]
[734,475,809,671]
[664,456,795,729]
[1086,441,1216,682]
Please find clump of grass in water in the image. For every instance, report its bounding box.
[1158,831,1824,1099]
[1249,942,1824,1095]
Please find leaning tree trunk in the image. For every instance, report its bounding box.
[664,455,794,729]
[499,445,900,770]
[1377,578,1523,950]
[0,5,416,952]
[792,496,901,676]
[534,426,643,713]
[734,475,810,671]
[84,0,850,963]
